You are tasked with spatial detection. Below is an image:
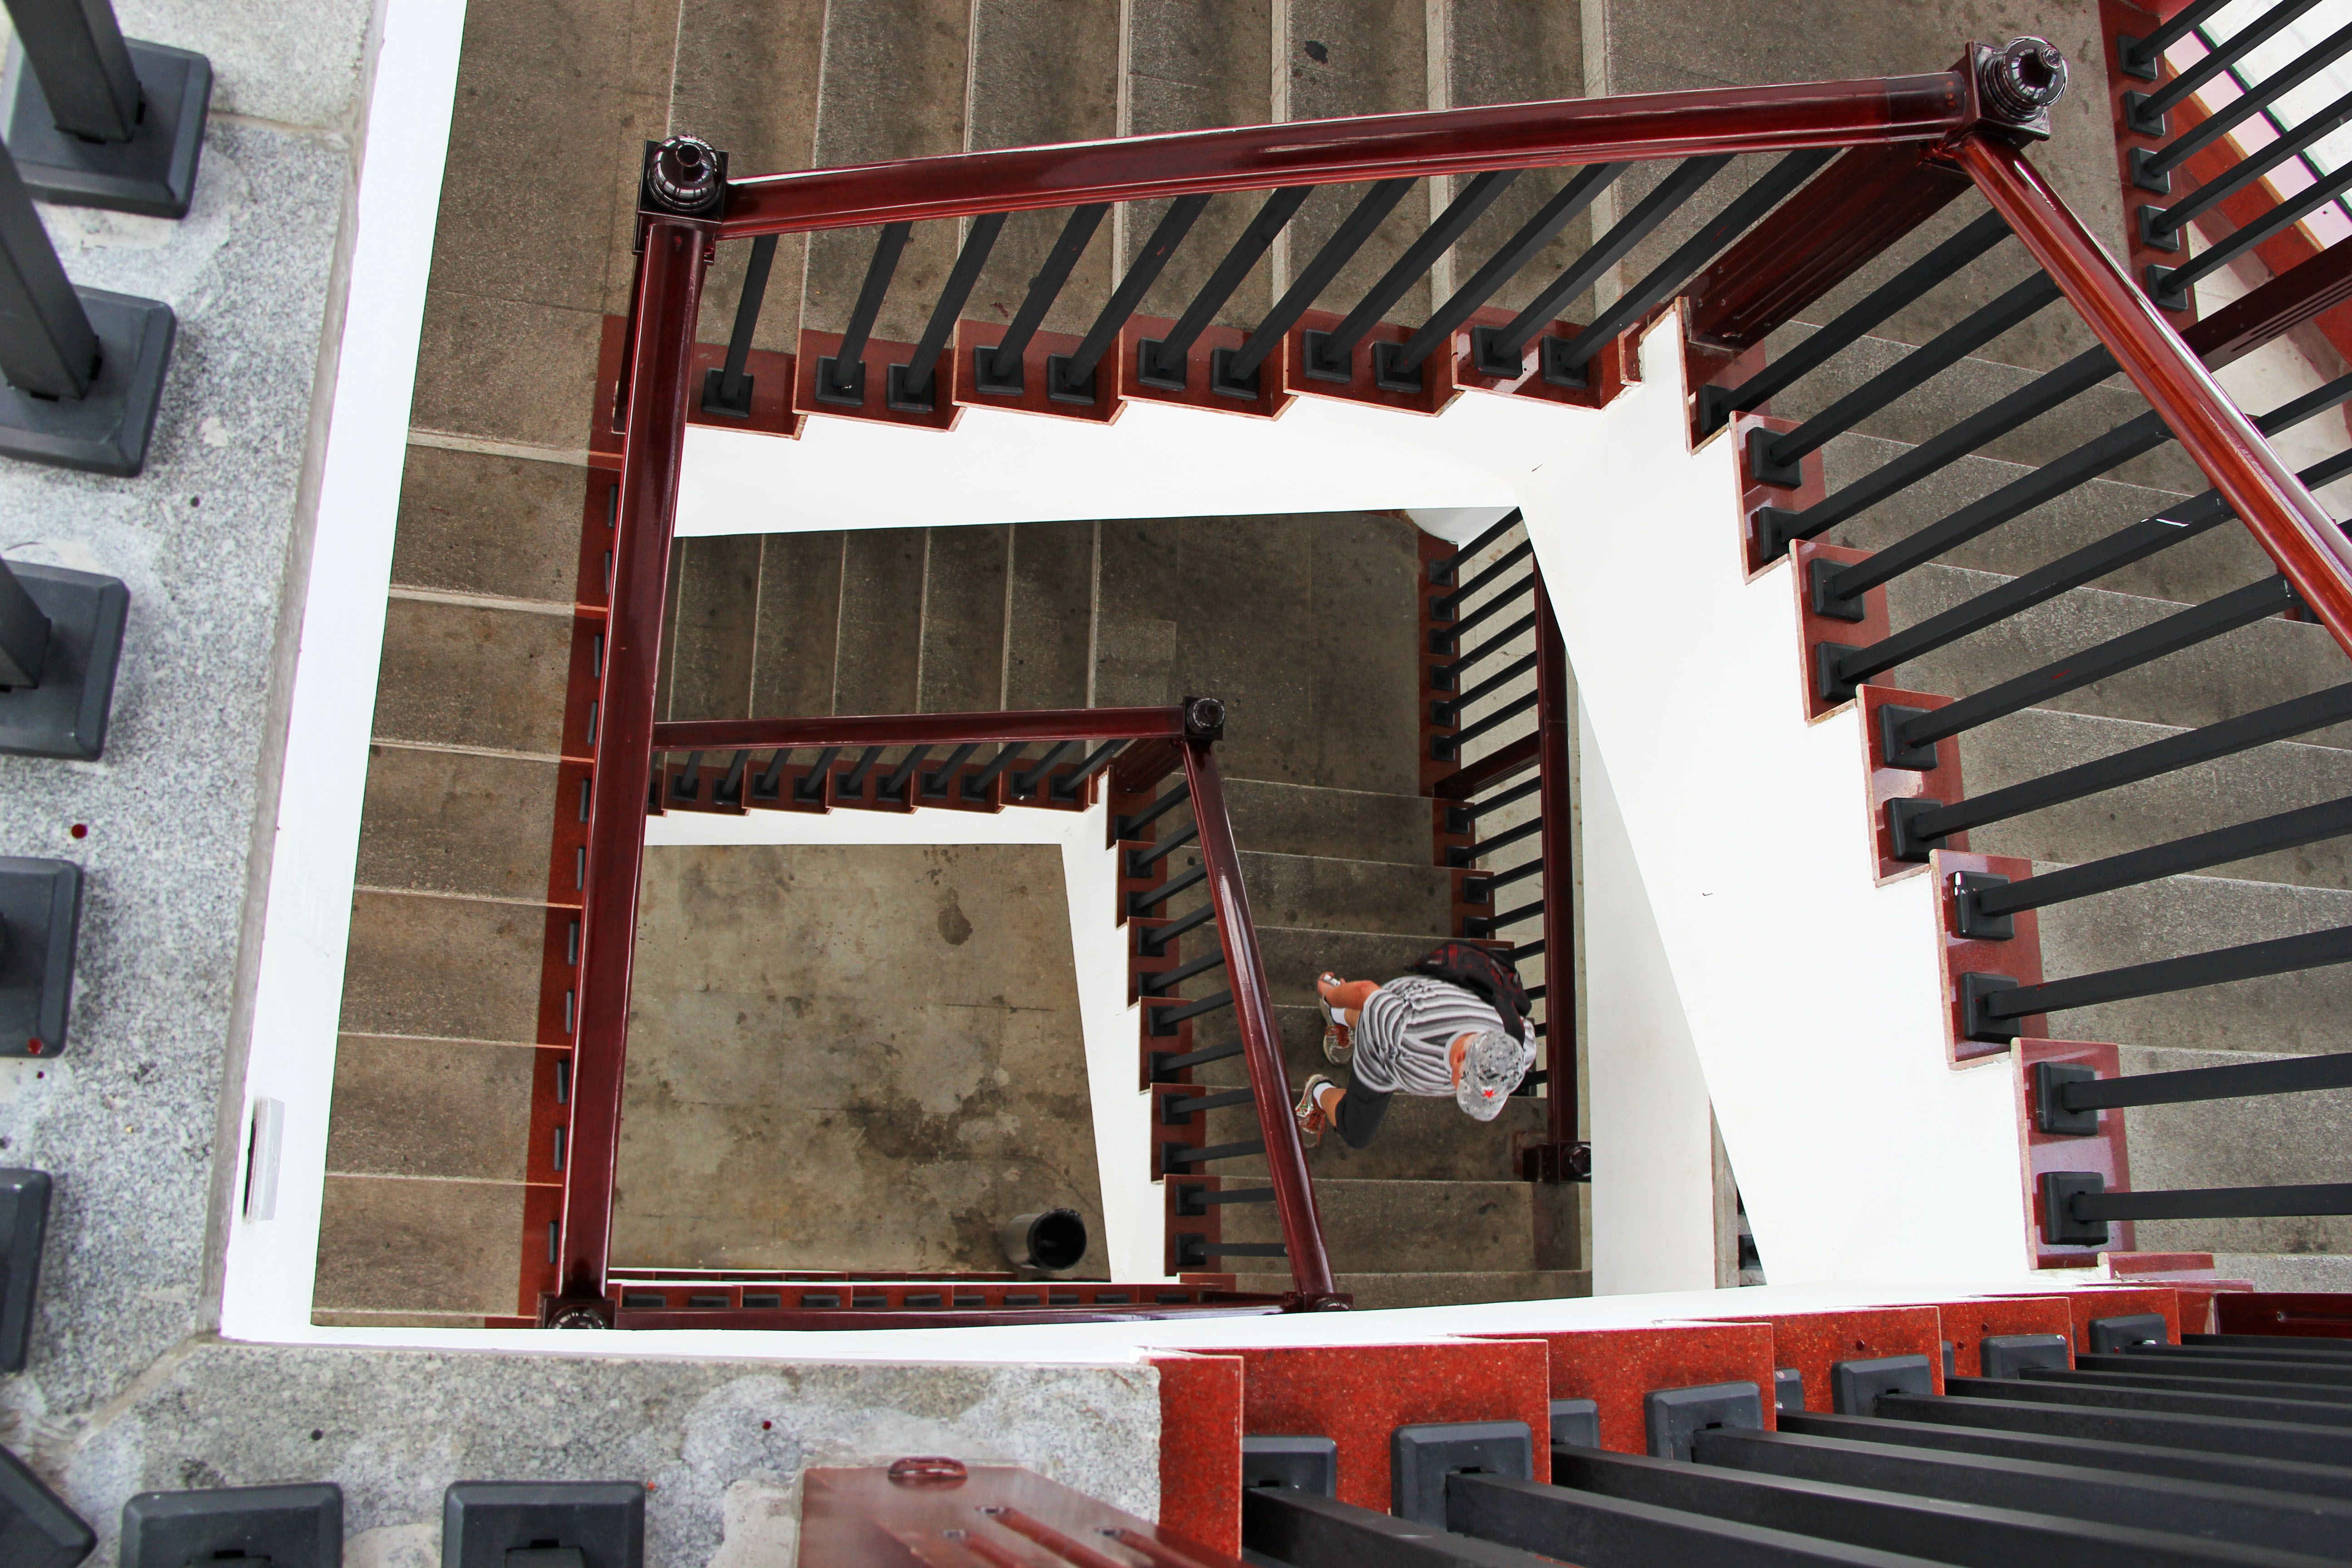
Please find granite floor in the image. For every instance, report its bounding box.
[614,843,1107,1275]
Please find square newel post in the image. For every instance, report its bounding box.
[0,0,211,217]
[0,137,174,475]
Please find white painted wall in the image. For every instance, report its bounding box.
[1580,707,1719,1295]
[1516,314,2026,1287]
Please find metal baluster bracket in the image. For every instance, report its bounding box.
[0,138,175,475]
[0,0,211,217]
[0,857,78,1056]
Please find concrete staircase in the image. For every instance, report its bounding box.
[651,513,1585,1311]
[1765,235,2352,1284]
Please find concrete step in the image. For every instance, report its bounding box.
[1768,327,2204,492]
[1883,564,2352,735]
[1220,1178,1538,1274]
[1237,851,1455,936]
[916,524,1011,713]
[2034,873,2352,1058]
[1255,925,1452,1007]
[2112,1045,2352,1259]
[1092,512,1426,796]
[2208,1255,2352,1291]
[1813,431,2271,608]
[1225,777,1436,866]
[1195,1091,1541,1183]
[1007,519,1095,710]
[1959,710,2352,892]
[1229,1269,1591,1310]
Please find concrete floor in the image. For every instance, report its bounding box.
[614,843,1107,1275]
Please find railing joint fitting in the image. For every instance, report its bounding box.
[1878,704,1939,771]
[2031,1060,2099,1137]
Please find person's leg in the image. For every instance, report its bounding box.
[1314,1078,1391,1148]
[1317,974,1379,1024]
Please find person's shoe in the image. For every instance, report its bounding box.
[1317,980,1353,1064]
[1294,1073,1335,1148]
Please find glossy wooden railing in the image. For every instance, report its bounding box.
[558,701,1337,1320]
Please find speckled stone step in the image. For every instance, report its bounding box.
[1225,777,1436,867]
[2031,872,2352,1058]
[1958,710,2352,892]
[1219,1178,1539,1274]
[1882,563,2352,737]
[2111,1044,2352,1259]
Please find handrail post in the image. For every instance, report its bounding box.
[552,138,722,1323]
[1177,699,1340,1308]
[1951,131,2352,657]
[1531,568,1580,1175]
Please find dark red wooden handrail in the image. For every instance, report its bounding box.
[1954,133,2352,660]
[718,74,1973,239]
[1180,736,1339,1306]
[560,216,710,1306]
[649,706,1184,750]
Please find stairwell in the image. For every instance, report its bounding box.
[328,0,1588,1322]
[1744,222,2352,1285]
[650,513,1583,1311]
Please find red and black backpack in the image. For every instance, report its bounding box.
[1410,942,1532,1043]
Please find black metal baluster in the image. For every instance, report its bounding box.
[1391,162,1627,379]
[1051,738,1128,800]
[1467,157,1729,379]
[880,745,933,802]
[1751,273,2062,483]
[1427,509,1524,585]
[793,745,843,802]
[839,745,890,796]
[2140,83,2352,245]
[816,222,914,407]
[2117,0,2231,77]
[1822,389,2352,692]
[2148,159,2352,309]
[961,743,1027,801]
[669,750,705,801]
[1433,690,1538,760]
[1699,211,2013,434]
[2126,0,2325,134]
[1136,186,1312,391]
[1117,779,1191,839]
[1974,792,2352,923]
[1010,739,1080,798]
[1430,541,1532,619]
[971,203,1110,396]
[1302,170,1517,387]
[703,234,778,417]
[1758,345,2119,559]
[1890,577,2297,755]
[752,748,791,802]
[1433,653,1536,726]
[2135,21,2352,191]
[1215,177,1416,397]
[921,741,980,799]
[1891,682,2352,861]
[1050,195,1210,404]
[1548,147,1837,387]
[0,141,97,399]
[887,212,1005,412]
[713,748,751,805]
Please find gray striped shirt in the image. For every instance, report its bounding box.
[1352,976,1508,1096]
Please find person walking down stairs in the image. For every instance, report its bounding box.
[1297,948,1536,1151]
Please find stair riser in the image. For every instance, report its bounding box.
[1217,1180,1539,1273]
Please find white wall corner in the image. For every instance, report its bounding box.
[1519,315,2032,1287]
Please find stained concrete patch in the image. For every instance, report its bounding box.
[616,843,1107,1274]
